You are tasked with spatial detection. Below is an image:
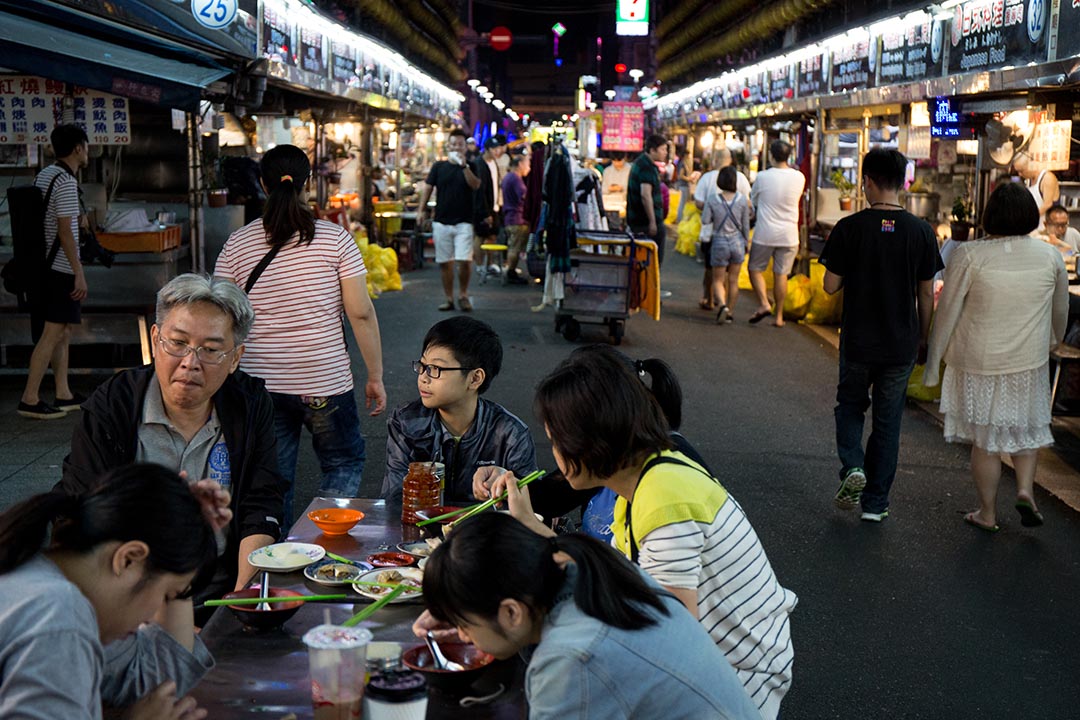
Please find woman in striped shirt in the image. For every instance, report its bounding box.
[489,348,797,720]
[216,145,386,522]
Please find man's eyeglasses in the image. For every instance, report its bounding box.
[412,360,473,379]
[158,335,237,365]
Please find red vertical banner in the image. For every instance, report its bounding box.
[601,101,644,152]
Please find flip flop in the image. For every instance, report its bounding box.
[748,309,772,324]
[1014,500,1044,527]
[964,512,1000,533]
[699,299,714,310]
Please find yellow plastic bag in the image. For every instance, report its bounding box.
[804,259,843,325]
[381,246,402,291]
[665,190,681,225]
[907,363,944,401]
[675,204,700,257]
[737,256,774,291]
[783,274,812,320]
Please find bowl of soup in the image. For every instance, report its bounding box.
[402,642,495,694]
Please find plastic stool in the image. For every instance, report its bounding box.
[479,243,508,284]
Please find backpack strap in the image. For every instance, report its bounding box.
[41,169,66,269]
[244,243,283,294]
[718,194,747,242]
[625,454,715,564]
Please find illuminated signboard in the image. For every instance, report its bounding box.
[930,96,962,138]
[616,0,648,37]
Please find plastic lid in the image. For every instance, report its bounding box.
[366,671,427,703]
[302,624,373,650]
[366,641,403,671]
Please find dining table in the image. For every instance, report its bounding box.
[192,497,526,719]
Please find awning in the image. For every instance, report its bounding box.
[0,10,231,109]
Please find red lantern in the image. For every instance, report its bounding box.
[615,63,628,74]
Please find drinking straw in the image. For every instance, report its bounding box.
[415,470,546,526]
[205,593,348,607]
[342,585,406,626]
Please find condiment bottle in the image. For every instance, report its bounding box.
[401,462,441,524]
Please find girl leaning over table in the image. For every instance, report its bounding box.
[459,348,797,720]
[418,511,761,720]
[0,463,229,720]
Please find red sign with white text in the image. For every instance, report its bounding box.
[601,101,644,152]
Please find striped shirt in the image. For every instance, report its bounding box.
[612,452,798,720]
[35,164,80,275]
[215,219,367,396]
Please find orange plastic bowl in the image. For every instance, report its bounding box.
[307,508,365,535]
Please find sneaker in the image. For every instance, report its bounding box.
[437,300,455,311]
[860,509,890,522]
[54,392,87,412]
[458,297,473,312]
[715,305,730,325]
[834,467,866,510]
[17,401,67,420]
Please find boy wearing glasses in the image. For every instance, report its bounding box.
[382,317,536,503]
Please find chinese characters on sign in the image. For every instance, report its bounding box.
[831,38,876,92]
[878,20,945,84]
[947,0,1048,74]
[797,53,827,97]
[601,102,644,152]
[0,76,130,145]
[1026,121,1072,171]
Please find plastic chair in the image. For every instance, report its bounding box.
[478,243,508,284]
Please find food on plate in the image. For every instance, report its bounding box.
[369,569,422,596]
[425,538,442,552]
[316,563,358,581]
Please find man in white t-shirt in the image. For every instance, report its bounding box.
[602,154,631,195]
[694,149,752,309]
[748,140,805,327]
[18,124,90,420]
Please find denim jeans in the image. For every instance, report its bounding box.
[834,355,915,513]
[271,390,366,524]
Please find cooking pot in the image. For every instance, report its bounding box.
[903,192,940,219]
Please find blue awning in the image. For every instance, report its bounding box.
[0,9,231,109]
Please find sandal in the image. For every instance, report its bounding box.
[748,309,772,324]
[699,299,714,311]
[1014,499,1044,527]
[963,512,1000,533]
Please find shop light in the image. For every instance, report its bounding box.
[476,85,489,94]
[484,97,492,103]
[628,68,644,81]
[493,99,505,109]
[388,131,397,149]
[379,121,394,132]
[435,130,445,142]
[605,89,616,100]
[699,130,715,150]
[467,79,481,88]
[490,121,498,135]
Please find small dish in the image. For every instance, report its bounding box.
[248,542,326,572]
[418,557,429,569]
[304,559,367,586]
[367,551,416,568]
[352,567,424,603]
[308,508,365,535]
[397,540,435,559]
[222,588,305,631]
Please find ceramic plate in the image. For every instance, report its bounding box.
[396,540,435,559]
[304,559,368,586]
[248,542,326,572]
[352,567,424,603]
[367,551,416,567]
[417,557,428,569]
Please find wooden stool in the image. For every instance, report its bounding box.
[478,243,508,284]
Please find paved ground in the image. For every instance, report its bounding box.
[2,245,1079,719]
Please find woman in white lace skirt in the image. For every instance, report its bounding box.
[925,182,1069,532]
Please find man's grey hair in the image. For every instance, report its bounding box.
[716,148,733,166]
[155,273,255,343]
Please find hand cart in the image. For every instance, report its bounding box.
[554,230,652,345]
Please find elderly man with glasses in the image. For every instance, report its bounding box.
[1045,204,1080,254]
[58,274,287,610]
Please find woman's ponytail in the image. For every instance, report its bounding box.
[0,491,78,573]
[423,513,668,633]
[260,145,316,248]
[639,357,683,431]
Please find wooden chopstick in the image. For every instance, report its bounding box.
[415,470,546,526]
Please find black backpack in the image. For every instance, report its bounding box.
[1,172,63,310]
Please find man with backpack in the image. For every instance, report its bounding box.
[17,124,90,419]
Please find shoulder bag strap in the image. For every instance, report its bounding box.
[719,194,747,243]
[42,168,67,267]
[625,454,715,564]
[244,243,284,294]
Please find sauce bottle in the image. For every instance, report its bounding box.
[401,462,441,525]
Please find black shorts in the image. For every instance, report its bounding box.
[701,240,713,269]
[32,269,82,329]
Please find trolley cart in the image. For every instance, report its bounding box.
[554,230,652,345]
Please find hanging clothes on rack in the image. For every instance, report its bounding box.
[574,163,608,232]
[534,138,577,309]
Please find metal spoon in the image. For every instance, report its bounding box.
[425,630,465,671]
[256,571,271,611]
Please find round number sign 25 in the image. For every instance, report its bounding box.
[191,0,237,30]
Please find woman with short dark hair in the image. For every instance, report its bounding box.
[925,182,1069,531]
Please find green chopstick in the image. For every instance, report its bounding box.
[342,585,406,626]
[350,580,419,591]
[206,593,347,607]
[415,470,546,526]
[324,552,361,565]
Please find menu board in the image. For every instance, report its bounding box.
[601,102,645,152]
[831,38,876,92]
[331,42,358,86]
[878,19,945,85]
[359,52,382,93]
[744,71,767,105]
[262,4,294,65]
[797,53,828,98]
[1058,0,1080,59]
[768,64,796,102]
[298,26,326,75]
[0,76,130,145]
[946,0,1049,74]
[1026,120,1073,170]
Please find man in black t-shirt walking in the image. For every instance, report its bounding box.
[819,149,943,522]
[417,128,481,311]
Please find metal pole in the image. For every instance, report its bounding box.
[187,111,205,274]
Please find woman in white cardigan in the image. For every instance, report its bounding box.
[925,182,1068,532]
